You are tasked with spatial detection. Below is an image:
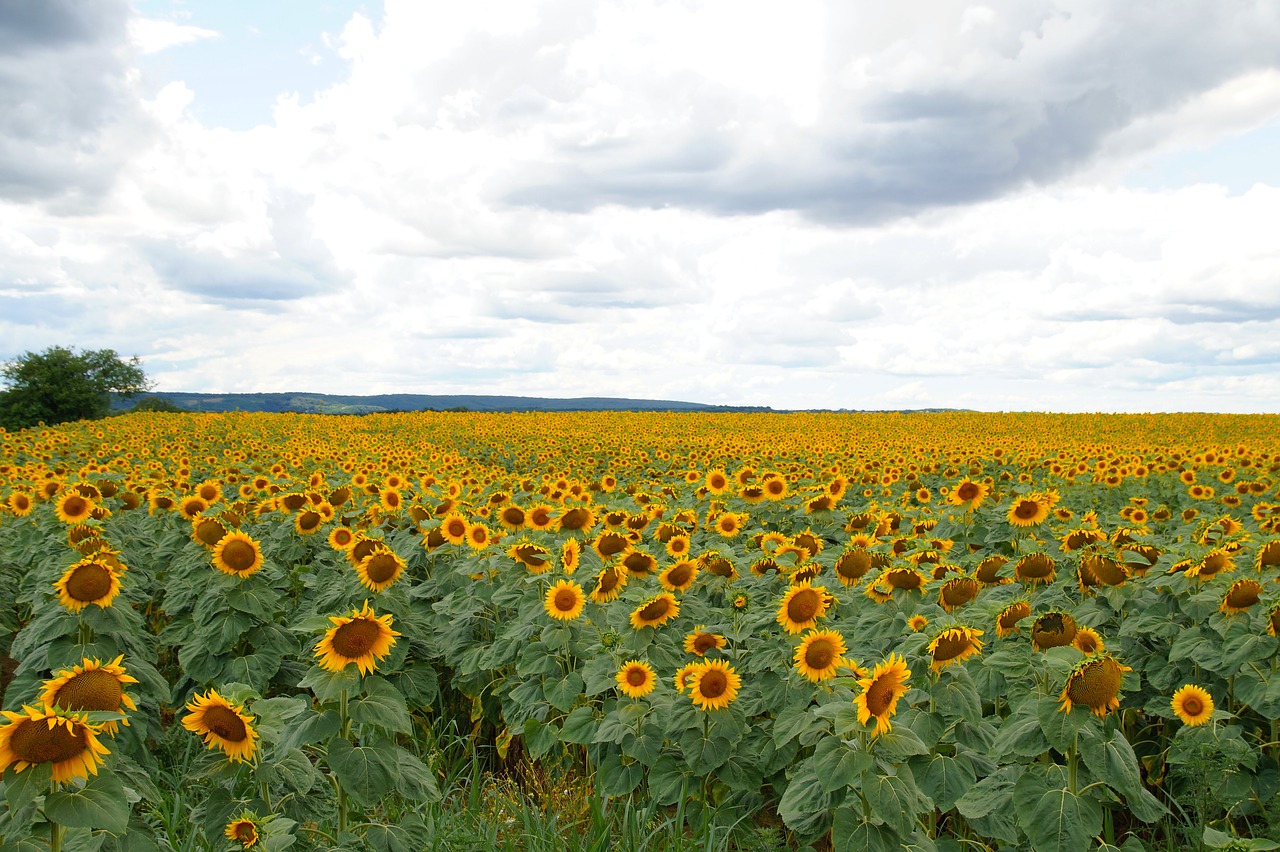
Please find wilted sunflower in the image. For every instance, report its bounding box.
[212,531,265,578]
[616,660,657,699]
[928,626,984,671]
[39,655,138,735]
[855,653,911,737]
[883,566,927,592]
[1031,611,1078,650]
[314,600,401,675]
[794,629,847,683]
[1079,552,1127,587]
[1073,626,1105,655]
[683,627,726,657]
[589,566,627,603]
[1006,495,1050,528]
[776,580,830,635]
[1058,654,1130,718]
[544,579,586,621]
[630,592,680,630]
[1014,553,1056,585]
[0,704,110,784]
[1220,578,1262,615]
[939,576,980,612]
[54,557,122,613]
[1171,684,1214,726]
[688,659,741,711]
[356,547,405,593]
[1186,548,1234,579]
[225,812,260,848]
[183,690,259,762]
[55,491,95,524]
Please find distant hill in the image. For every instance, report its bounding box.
[112,392,774,414]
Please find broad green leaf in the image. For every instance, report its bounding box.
[1024,786,1102,852]
[559,706,597,744]
[392,746,441,802]
[831,806,901,852]
[326,738,397,807]
[350,676,412,733]
[813,737,874,793]
[864,767,931,837]
[955,765,1024,820]
[778,760,837,837]
[916,753,977,812]
[44,772,130,834]
[596,752,642,797]
[543,672,585,713]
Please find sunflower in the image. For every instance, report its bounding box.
[356,547,405,593]
[794,629,847,683]
[55,491,96,524]
[1268,603,1280,638]
[659,559,698,592]
[938,576,980,612]
[225,813,261,848]
[630,593,680,630]
[507,540,553,574]
[497,504,527,530]
[6,491,34,517]
[688,659,741,711]
[294,509,324,535]
[616,660,657,699]
[908,614,929,633]
[1216,577,1262,615]
[314,600,401,675]
[545,579,586,621]
[1171,684,1214,726]
[558,506,596,533]
[713,512,747,538]
[1006,495,1050,528]
[209,531,264,578]
[1080,552,1127,587]
[664,534,692,559]
[1014,553,1056,585]
[593,531,632,560]
[561,538,582,574]
[54,557,122,613]
[673,662,700,693]
[855,654,911,737]
[190,516,228,549]
[947,478,989,511]
[776,581,830,635]
[465,522,493,550]
[39,655,138,735]
[622,548,658,577]
[0,704,110,784]
[883,566,927,591]
[183,690,259,762]
[589,566,627,603]
[683,627,726,657]
[1058,654,1131,718]
[833,548,875,585]
[700,551,738,580]
[440,512,470,545]
[328,526,357,551]
[1072,626,1105,655]
[705,469,729,494]
[1031,611,1078,651]
[1185,548,1234,579]
[928,626,984,672]
[974,555,1010,585]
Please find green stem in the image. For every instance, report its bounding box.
[336,687,350,835]
[1067,730,1079,795]
[49,780,62,852]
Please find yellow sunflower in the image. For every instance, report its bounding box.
[947,478,989,511]
[673,662,700,693]
[1073,626,1105,655]
[592,531,632,561]
[776,581,830,635]
[855,653,911,737]
[355,547,405,593]
[927,626,984,671]
[191,516,228,549]
[440,512,470,545]
[1006,495,1050,528]
[507,540,553,574]
[465,522,493,550]
[55,491,96,524]
[328,526,357,551]
[54,557,122,613]
[683,627,726,657]
[938,576,980,612]
[544,580,586,621]
[212,531,265,578]
[560,538,582,574]
[314,600,401,675]
[908,614,929,633]
[688,660,741,711]
[630,592,680,630]
[589,566,627,603]
[225,813,260,848]
[1031,611,1078,651]
[0,704,110,784]
[183,690,259,762]
[616,660,657,699]
[1220,578,1262,615]
[39,655,138,735]
[659,559,698,592]
[558,506,596,533]
[1058,655,1131,718]
[794,629,847,683]
[1171,684,1214,726]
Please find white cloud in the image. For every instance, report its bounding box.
[128,18,219,54]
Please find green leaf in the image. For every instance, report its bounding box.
[326,738,397,807]
[110,754,163,804]
[955,765,1024,820]
[916,753,977,812]
[1079,727,1168,823]
[1024,786,1103,852]
[392,746,441,802]
[597,752,642,797]
[831,806,901,852]
[274,747,324,794]
[543,672,585,713]
[647,754,687,806]
[5,761,53,810]
[297,664,362,703]
[864,767,932,837]
[276,709,340,751]
[523,718,558,759]
[350,676,412,734]
[560,706,597,745]
[778,759,837,837]
[812,737,873,793]
[931,670,982,724]
[44,772,130,834]
[679,730,733,774]
[992,702,1048,759]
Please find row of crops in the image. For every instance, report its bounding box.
[1,411,1279,850]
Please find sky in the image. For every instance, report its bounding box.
[2,1,1279,413]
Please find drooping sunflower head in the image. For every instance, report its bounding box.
[622,548,658,577]
[616,660,657,699]
[356,547,405,593]
[192,516,229,549]
[884,566,926,591]
[212,531,265,578]
[928,626,984,671]
[1171,684,1214,726]
[1014,553,1056,585]
[1072,626,1105,655]
[995,600,1032,638]
[544,579,586,622]
[39,655,138,735]
[794,629,847,683]
[659,559,698,592]
[630,592,680,630]
[507,540,553,574]
[1058,654,1131,718]
[688,659,741,711]
[855,653,911,736]
[0,704,111,784]
[939,576,980,612]
[314,600,401,675]
[1220,578,1262,615]
[776,581,830,635]
[683,627,726,657]
[593,531,632,560]
[589,566,627,603]
[833,548,875,585]
[225,812,261,848]
[1031,611,1078,651]
[558,506,596,533]
[182,690,259,762]
[54,557,122,613]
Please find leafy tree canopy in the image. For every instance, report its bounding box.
[0,346,153,431]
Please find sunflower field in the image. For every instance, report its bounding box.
[2,410,1280,851]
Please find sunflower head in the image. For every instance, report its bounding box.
[314,600,401,675]
[1058,654,1131,718]
[1171,684,1214,726]
[683,627,726,657]
[630,592,680,630]
[212,531,265,578]
[1220,578,1262,615]
[776,581,830,635]
[225,813,261,848]
[54,557,123,613]
[544,579,586,622]
[928,626,984,671]
[794,629,847,683]
[0,704,111,784]
[659,559,698,592]
[1072,626,1105,655]
[855,653,911,736]
[1031,611,1078,651]
[589,566,628,603]
[616,660,657,699]
[182,690,259,762]
[507,539,553,574]
[1014,553,1056,585]
[356,547,405,593]
[939,576,980,612]
[39,655,138,735]
[688,659,741,711]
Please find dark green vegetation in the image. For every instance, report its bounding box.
[0,347,153,431]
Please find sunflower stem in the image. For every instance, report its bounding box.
[335,687,350,836]
[1067,730,1079,795]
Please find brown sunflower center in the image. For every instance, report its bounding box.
[999,604,1030,630]
[233,822,257,842]
[298,511,322,531]
[626,667,648,687]
[1017,555,1054,578]
[887,569,923,589]
[941,579,977,606]
[1067,659,1122,708]
[804,638,836,670]
[62,496,89,517]
[10,717,88,763]
[333,530,354,546]
[1200,552,1229,575]
[560,508,590,530]
[365,553,400,584]
[332,618,381,659]
[956,483,979,501]
[202,705,249,742]
[705,557,734,577]
[502,507,525,526]
[1033,614,1077,648]
[66,563,113,602]
[698,669,728,699]
[666,563,693,587]
[624,552,654,575]
[932,631,972,663]
[553,589,579,612]
[1013,500,1040,520]
[598,568,623,594]
[445,519,467,537]
[597,534,628,556]
[787,589,821,623]
[1226,582,1260,609]
[864,674,898,716]
[53,670,124,712]
[196,519,228,547]
[1181,695,1204,716]
[222,540,258,573]
[836,550,872,580]
[638,598,671,622]
[693,633,718,654]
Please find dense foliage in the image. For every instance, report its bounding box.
[0,347,152,431]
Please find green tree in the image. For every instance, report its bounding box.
[0,346,154,431]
